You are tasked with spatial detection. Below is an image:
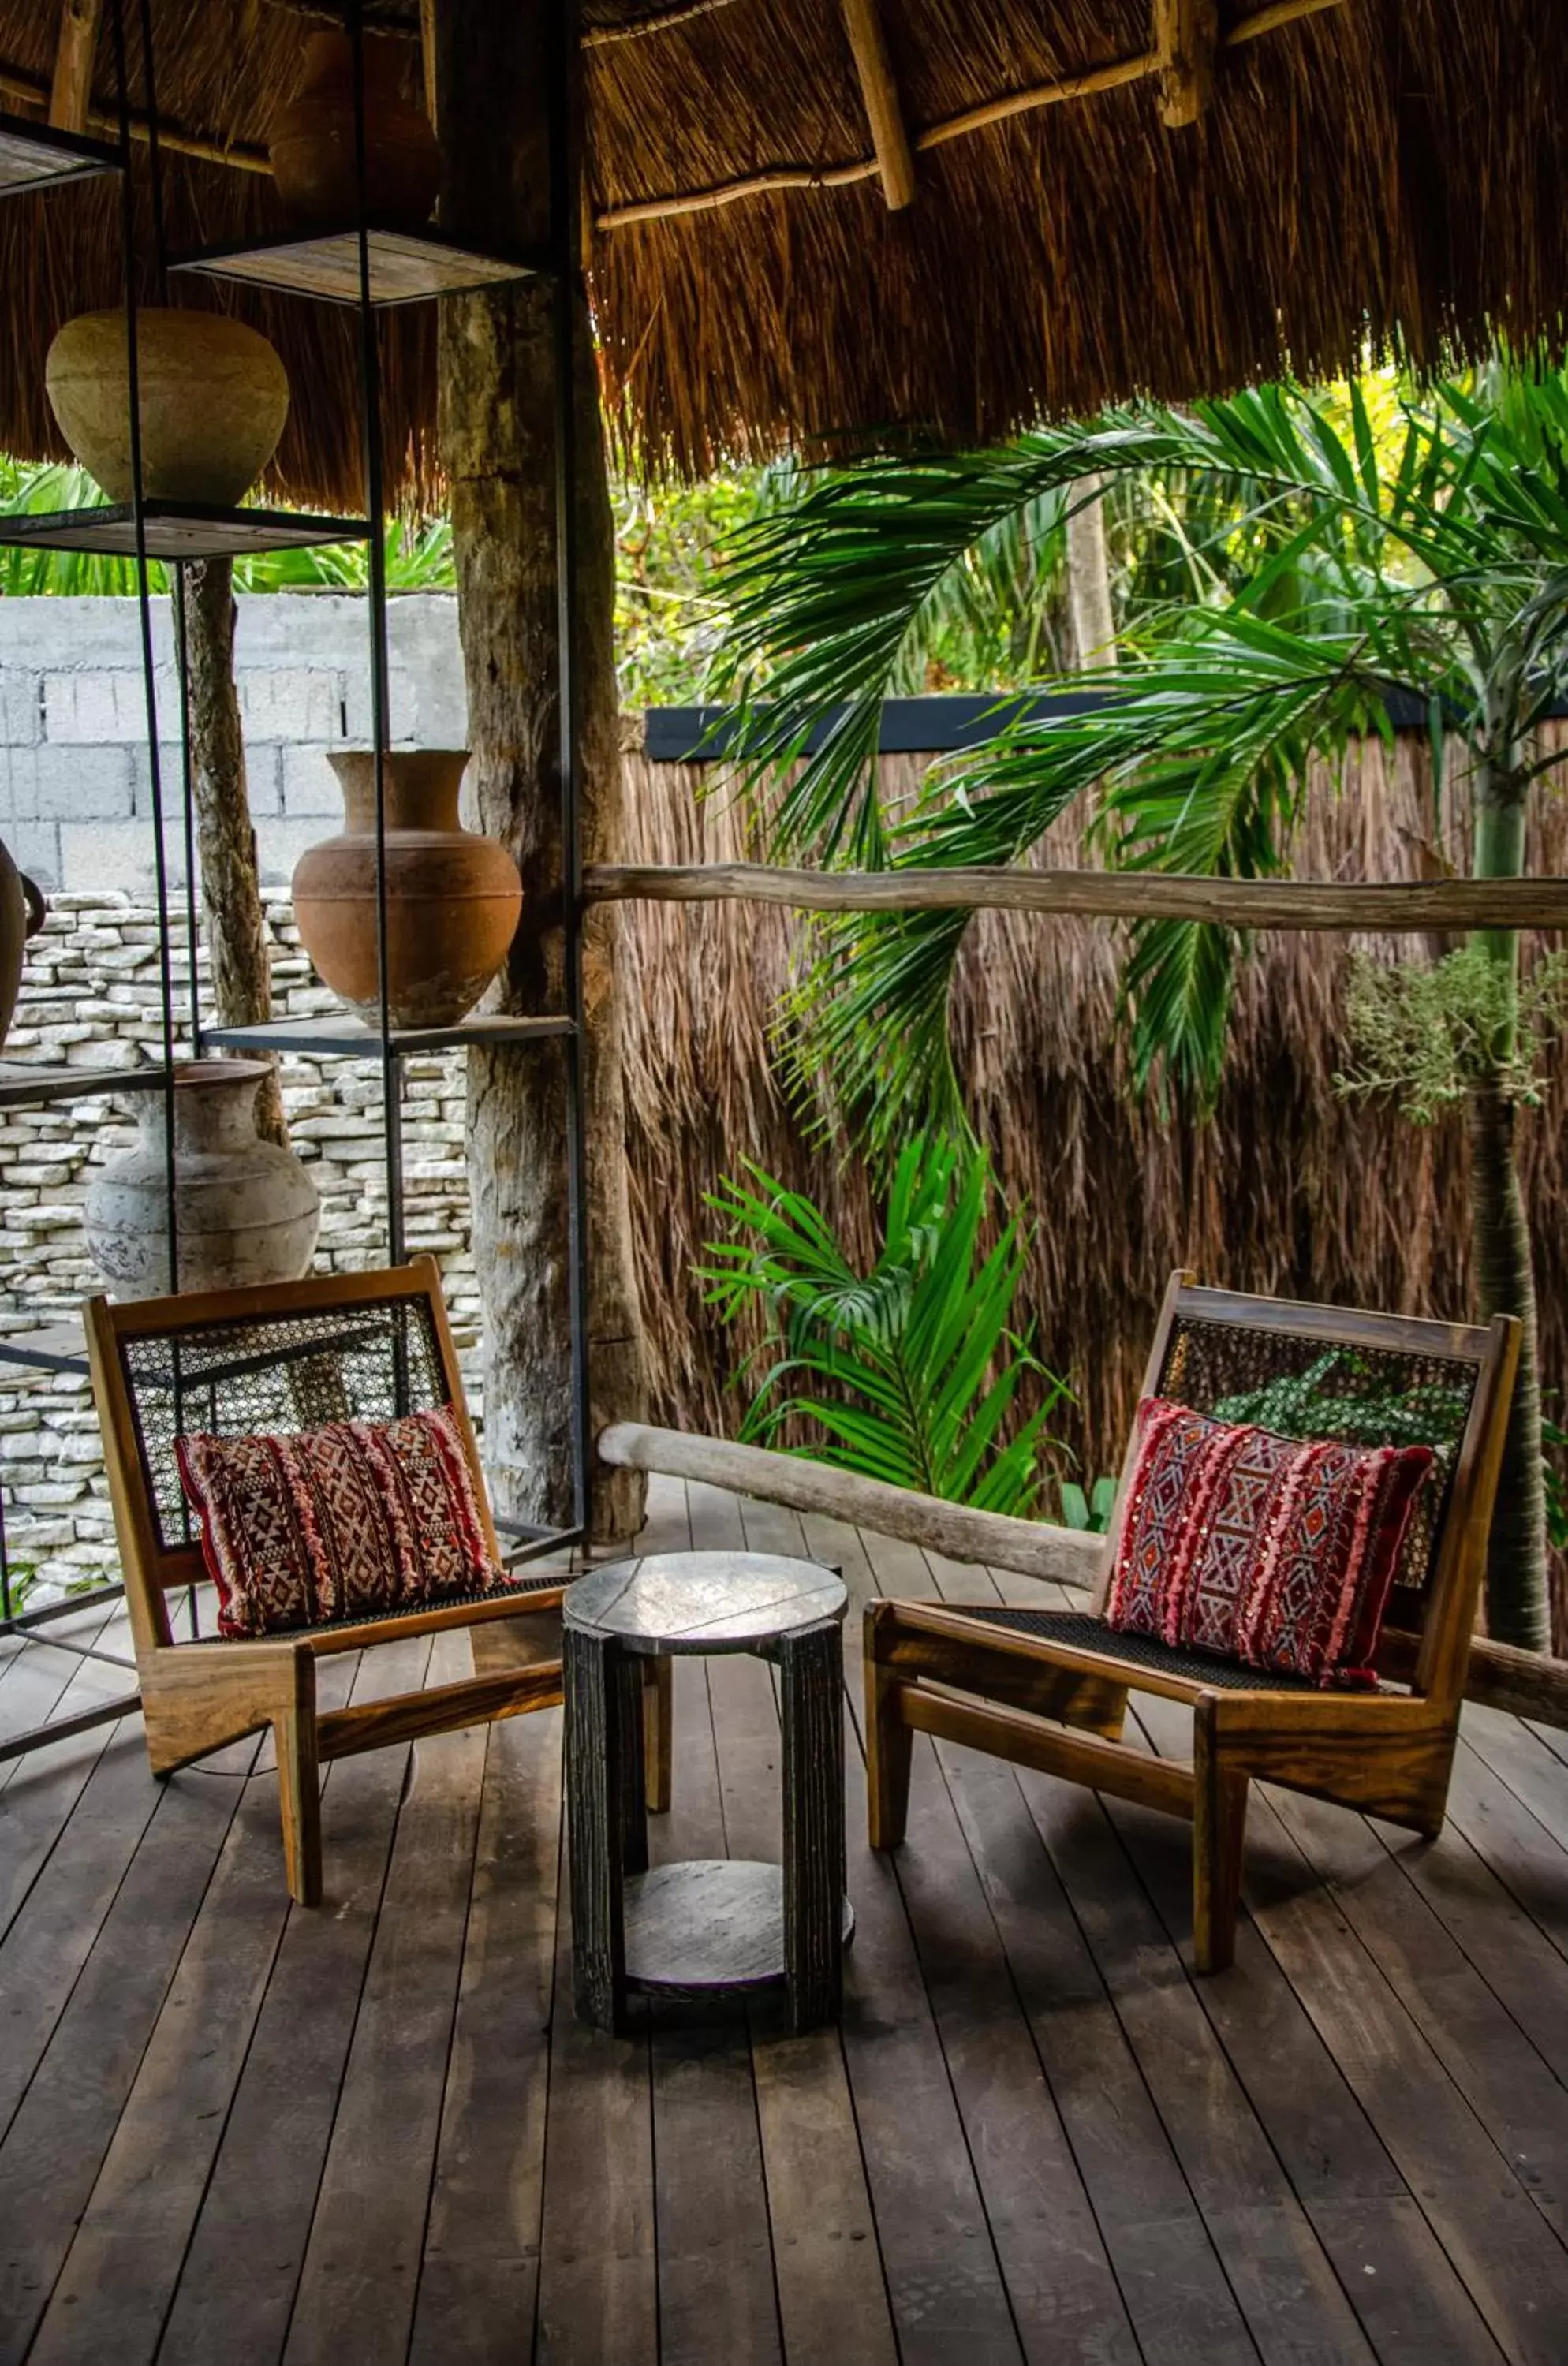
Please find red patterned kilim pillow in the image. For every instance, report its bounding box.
[1104,1398,1435,1689]
[176,1403,505,1640]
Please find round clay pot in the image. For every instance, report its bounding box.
[84,1060,320,1301]
[292,751,522,1030]
[0,839,45,1057]
[45,308,289,507]
[270,28,442,232]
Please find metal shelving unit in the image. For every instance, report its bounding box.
[0,0,592,1754]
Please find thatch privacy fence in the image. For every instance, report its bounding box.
[614,723,1568,1633]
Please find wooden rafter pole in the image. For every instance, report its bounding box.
[583,860,1568,934]
[1153,0,1219,128]
[48,0,101,132]
[839,0,917,211]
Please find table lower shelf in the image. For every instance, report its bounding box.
[622,1859,855,1998]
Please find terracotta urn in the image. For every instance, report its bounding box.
[0,838,46,1057]
[84,1061,320,1300]
[270,29,442,232]
[292,751,522,1030]
[45,308,289,507]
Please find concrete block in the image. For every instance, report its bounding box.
[4,743,136,822]
[0,670,43,748]
[279,741,342,819]
[240,666,345,745]
[43,669,177,745]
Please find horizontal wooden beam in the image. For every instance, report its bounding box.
[583,861,1568,933]
[593,0,1347,233]
[1460,1635,1568,1732]
[596,1421,1106,1590]
[0,56,270,171]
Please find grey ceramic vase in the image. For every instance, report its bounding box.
[84,1060,320,1299]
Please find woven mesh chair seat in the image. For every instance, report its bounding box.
[940,1605,1390,1692]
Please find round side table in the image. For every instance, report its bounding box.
[563,1549,853,2036]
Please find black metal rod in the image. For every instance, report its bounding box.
[2,1580,125,1629]
[0,1694,140,1766]
[345,0,404,1269]
[110,0,180,1299]
[173,563,201,1055]
[135,0,168,289]
[551,0,591,1535]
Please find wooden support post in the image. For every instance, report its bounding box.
[48,0,102,132]
[419,0,439,132]
[1154,0,1219,127]
[839,0,917,211]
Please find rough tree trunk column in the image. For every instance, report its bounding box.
[435,0,647,1539]
[180,556,286,1147]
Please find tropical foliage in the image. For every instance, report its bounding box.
[698,1134,1066,1514]
[710,371,1568,1647]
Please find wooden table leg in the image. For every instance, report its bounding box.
[565,1626,646,2032]
[778,1621,846,2035]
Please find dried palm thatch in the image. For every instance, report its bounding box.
[0,2,1564,496]
[617,728,1568,1630]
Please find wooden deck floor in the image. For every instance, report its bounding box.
[6,1474,1568,2364]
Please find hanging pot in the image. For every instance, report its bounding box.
[270,28,442,232]
[292,751,522,1030]
[45,308,290,508]
[0,840,45,1058]
[84,1060,320,1301]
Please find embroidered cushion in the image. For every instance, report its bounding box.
[176,1402,504,1640]
[1103,1397,1435,1689]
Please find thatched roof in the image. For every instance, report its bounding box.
[0,1,1564,498]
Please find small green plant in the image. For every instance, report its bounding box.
[1213,1348,1472,1451]
[1335,945,1568,1124]
[1058,1475,1118,1533]
[698,1133,1066,1514]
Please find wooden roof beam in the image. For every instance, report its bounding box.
[1153,0,1219,128]
[48,0,101,133]
[840,0,917,211]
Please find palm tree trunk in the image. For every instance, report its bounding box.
[1470,768,1549,1648]
[1066,476,1116,674]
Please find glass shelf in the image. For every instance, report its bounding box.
[0,504,371,559]
[173,226,545,308]
[205,1013,576,1059]
[0,112,119,198]
[0,1061,172,1110]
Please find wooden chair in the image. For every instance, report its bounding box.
[865,1274,1519,1972]
[86,1256,670,1905]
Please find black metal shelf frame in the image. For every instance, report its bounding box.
[0,0,594,1752]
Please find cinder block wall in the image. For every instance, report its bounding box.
[0,592,468,895]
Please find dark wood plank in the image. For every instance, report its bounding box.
[957,1560,1505,2366]
[0,1733,257,2361]
[1267,1779,1568,2248]
[156,1635,432,2366]
[408,1700,562,2364]
[1128,1681,1565,2364]
[0,1705,128,1945]
[646,1578,785,2366]
[734,1493,1026,2366]
[532,1478,692,2366]
[863,1530,1257,2366]
[20,1655,359,2366]
[693,1484,898,2366]
[921,1552,1384,2364]
[281,1630,487,2366]
[1440,1737,1568,1970]
[812,1519,1145,2366]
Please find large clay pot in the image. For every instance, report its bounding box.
[270,29,442,232]
[84,1061,320,1301]
[45,309,289,507]
[0,839,45,1057]
[292,751,522,1029]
